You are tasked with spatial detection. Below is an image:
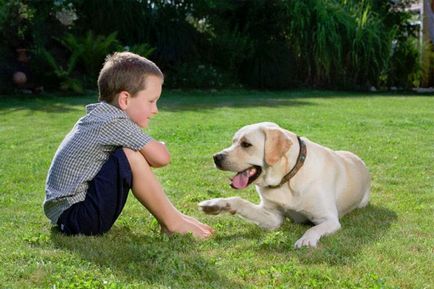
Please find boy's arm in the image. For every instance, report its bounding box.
[139,140,171,168]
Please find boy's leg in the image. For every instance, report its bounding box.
[123,148,213,239]
[57,148,132,235]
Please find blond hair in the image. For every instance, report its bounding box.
[97,52,163,104]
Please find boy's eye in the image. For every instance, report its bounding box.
[240,141,252,148]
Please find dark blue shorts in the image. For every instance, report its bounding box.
[57,148,132,235]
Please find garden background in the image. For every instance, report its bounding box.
[1,0,433,92]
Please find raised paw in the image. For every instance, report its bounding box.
[198,198,236,215]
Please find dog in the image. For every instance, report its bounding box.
[199,122,371,248]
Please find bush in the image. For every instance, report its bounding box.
[31,31,123,93]
[61,31,122,86]
[166,63,234,89]
[0,0,423,91]
[286,0,392,88]
[0,0,35,48]
[0,46,16,94]
[240,41,297,89]
[385,37,421,88]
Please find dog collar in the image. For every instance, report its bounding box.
[268,136,307,188]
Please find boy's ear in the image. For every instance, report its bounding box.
[117,91,130,110]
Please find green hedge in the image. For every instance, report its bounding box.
[0,0,422,92]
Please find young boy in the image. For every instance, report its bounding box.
[44,52,213,238]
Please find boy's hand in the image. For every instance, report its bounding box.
[161,214,214,240]
[140,140,171,168]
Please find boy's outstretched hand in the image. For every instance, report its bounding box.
[160,214,214,239]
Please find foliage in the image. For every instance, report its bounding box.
[350,3,391,85]
[200,1,297,89]
[209,28,253,74]
[420,41,434,87]
[0,45,15,94]
[60,31,122,85]
[384,37,421,88]
[0,0,424,91]
[0,91,433,288]
[364,0,422,88]
[31,31,122,93]
[33,45,83,93]
[190,0,411,89]
[0,0,35,48]
[73,0,153,45]
[166,63,233,89]
[127,43,155,59]
[73,0,200,71]
[285,0,393,88]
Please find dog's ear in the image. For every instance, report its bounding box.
[264,128,292,166]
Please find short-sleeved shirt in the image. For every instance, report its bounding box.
[44,102,152,224]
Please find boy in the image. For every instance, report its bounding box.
[44,52,213,238]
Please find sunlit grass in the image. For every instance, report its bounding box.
[0,90,432,288]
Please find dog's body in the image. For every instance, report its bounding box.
[199,122,370,248]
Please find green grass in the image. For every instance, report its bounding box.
[0,90,433,289]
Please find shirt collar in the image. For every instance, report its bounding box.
[86,102,124,115]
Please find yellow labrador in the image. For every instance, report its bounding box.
[199,122,371,248]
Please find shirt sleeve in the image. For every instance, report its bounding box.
[99,117,153,150]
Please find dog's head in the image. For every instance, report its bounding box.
[214,122,295,189]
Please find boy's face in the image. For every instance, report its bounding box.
[123,75,162,128]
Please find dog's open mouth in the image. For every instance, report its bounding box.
[230,166,262,189]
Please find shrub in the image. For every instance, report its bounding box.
[286,0,392,88]
[0,0,35,48]
[385,37,421,88]
[127,43,155,59]
[60,31,122,86]
[0,45,16,94]
[31,31,123,92]
[1,0,423,91]
[166,63,233,89]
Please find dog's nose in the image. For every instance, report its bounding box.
[213,153,225,168]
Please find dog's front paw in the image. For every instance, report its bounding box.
[294,233,320,249]
[198,198,236,215]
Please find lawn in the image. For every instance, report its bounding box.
[0,90,433,289]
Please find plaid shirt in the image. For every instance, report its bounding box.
[44,102,152,224]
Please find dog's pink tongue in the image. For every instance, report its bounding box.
[231,170,250,189]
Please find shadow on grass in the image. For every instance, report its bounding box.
[2,89,430,114]
[158,89,433,112]
[50,226,240,288]
[158,92,316,112]
[212,204,397,266]
[0,94,93,114]
[289,204,398,265]
[0,91,315,114]
[261,205,397,265]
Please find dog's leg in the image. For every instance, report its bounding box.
[294,217,341,248]
[199,197,283,229]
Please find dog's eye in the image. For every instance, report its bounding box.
[240,141,252,148]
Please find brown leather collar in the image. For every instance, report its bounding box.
[268,136,307,188]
